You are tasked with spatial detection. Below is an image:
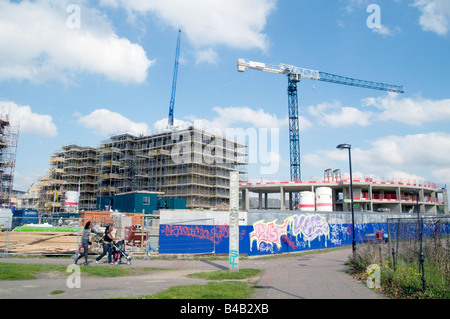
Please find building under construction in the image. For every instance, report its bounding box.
[37,144,98,212]
[37,125,247,212]
[0,114,19,207]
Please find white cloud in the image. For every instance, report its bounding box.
[304,132,450,184]
[356,132,450,171]
[211,106,288,129]
[0,101,57,137]
[363,93,450,126]
[100,0,276,51]
[79,105,290,140]
[308,101,372,127]
[0,0,153,83]
[307,93,450,128]
[76,109,149,136]
[372,24,393,36]
[343,0,371,14]
[431,167,450,187]
[413,0,450,35]
[184,106,294,134]
[195,48,219,65]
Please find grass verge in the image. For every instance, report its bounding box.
[346,243,449,299]
[139,281,254,299]
[0,263,167,280]
[187,269,261,281]
[133,268,262,299]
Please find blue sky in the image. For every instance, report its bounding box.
[1,0,450,193]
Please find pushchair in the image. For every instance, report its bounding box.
[112,240,131,265]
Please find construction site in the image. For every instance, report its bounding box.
[36,125,247,213]
[0,30,449,258]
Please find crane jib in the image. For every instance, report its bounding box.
[317,71,404,94]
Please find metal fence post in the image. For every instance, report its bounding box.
[2,227,11,257]
[419,217,426,292]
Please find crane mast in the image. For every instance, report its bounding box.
[168,29,182,128]
[237,58,404,208]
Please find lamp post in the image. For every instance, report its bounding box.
[337,143,356,255]
[410,189,426,292]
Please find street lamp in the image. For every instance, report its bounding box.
[337,143,356,254]
[410,189,426,292]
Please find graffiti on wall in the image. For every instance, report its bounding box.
[291,214,329,242]
[161,224,246,245]
[250,214,345,253]
[250,218,289,250]
[159,215,396,255]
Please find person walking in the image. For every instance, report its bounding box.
[95,225,115,264]
[75,221,93,266]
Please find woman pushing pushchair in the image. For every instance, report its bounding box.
[95,225,115,265]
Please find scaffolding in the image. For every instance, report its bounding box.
[0,115,19,206]
[98,126,248,210]
[38,145,98,213]
[39,125,248,213]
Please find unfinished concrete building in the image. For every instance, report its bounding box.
[0,115,19,206]
[98,126,247,209]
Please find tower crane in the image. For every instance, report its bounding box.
[237,58,404,207]
[168,28,182,128]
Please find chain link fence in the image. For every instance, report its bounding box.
[0,214,156,259]
[387,216,450,291]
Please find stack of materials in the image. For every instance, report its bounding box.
[111,212,132,239]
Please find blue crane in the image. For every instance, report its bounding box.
[168,29,182,128]
[237,58,404,207]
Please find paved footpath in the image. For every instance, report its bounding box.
[0,248,384,299]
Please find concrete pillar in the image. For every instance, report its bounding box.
[264,193,268,209]
[289,192,293,210]
[369,184,374,212]
[342,186,349,212]
[419,189,425,214]
[397,186,402,213]
[244,188,249,211]
[443,190,448,214]
[258,192,263,209]
[280,186,285,210]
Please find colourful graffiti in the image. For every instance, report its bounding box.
[229,250,239,270]
[161,224,246,245]
[158,214,408,256]
[250,219,289,249]
[250,214,330,252]
[291,214,329,242]
[281,235,298,250]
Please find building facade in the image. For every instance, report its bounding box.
[37,126,247,212]
[97,126,247,210]
[240,177,448,215]
[0,115,19,207]
[37,145,98,212]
